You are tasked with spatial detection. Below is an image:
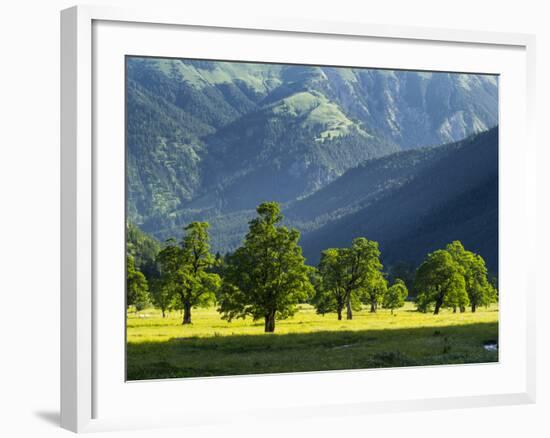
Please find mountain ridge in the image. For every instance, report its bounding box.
[298,127,498,271]
[126,57,498,271]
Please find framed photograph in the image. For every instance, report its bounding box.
[61,5,536,433]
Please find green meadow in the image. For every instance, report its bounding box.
[126,302,498,380]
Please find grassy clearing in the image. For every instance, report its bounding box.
[127,302,498,380]
[271,91,358,140]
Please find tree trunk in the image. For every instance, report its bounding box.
[434,300,442,315]
[264,311,276,332]
[182,302,192,324]
[346,300,353,320]
[471,304,477,313]
[453,306,457,313]
[162,309,166,318]
[370,300,377,313]
[460,306,465,313]
[337,307,343,321]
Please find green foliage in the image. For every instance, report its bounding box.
[218,202,313,332]
[414,250,468,314]
[312,238,384,320]
[444,272,469,311]
[126,255,150,311]
[340,238,384,319]
[157,222,221,324]
[126,222,161,280]
[311,248,349,320]
[148,277,175,318]
[131,214,494,324]
[445,241,497,312]
[383,279,409,314]
[363,271,388,313]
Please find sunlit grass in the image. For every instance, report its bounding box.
[127,302,497,341]
[127,302,498,380]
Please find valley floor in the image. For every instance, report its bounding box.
[126,302,498,380]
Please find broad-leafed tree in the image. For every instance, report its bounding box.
[445,241,497,312]
[149,277,173,318]
[126,255,150,312]
[363,270,388,313]
[312,248,349,320]
[414,250,468,314]
[157,222,220,324]
[340,238,384,319]
[383,279,409,314]
[217,202,313,332]
[313,238,384,319]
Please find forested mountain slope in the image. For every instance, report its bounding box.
[298,128,498,271]
[126,57,498,241]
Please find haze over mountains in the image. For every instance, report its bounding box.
[126,57,499,271]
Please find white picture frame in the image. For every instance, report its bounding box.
[60,4,537,433]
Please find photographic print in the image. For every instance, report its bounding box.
[125,56,499,380]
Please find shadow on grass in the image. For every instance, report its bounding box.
[127,322,498,381]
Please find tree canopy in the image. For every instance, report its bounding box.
[363,270,388,313]
[383,279,408,314]
[445,241,497,312]
[414,250,469,314]
[149,277,174,318]
[217,202,313,332]
[128,211,497,327]
[126,255,150,311]
[340,238,384,319]
[127,222,161,280]
[157,222,220,324]
[311,248,349,320]
[311,238,384,319]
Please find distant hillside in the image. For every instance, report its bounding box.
[126,58,498,240]
[298,128,498,271]
[285,140,462,227]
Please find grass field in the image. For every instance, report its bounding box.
[126,302,498,380]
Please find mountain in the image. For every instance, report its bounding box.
[296,128,498,272]
[126,57,498,242]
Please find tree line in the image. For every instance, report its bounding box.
[127,201,497,332]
